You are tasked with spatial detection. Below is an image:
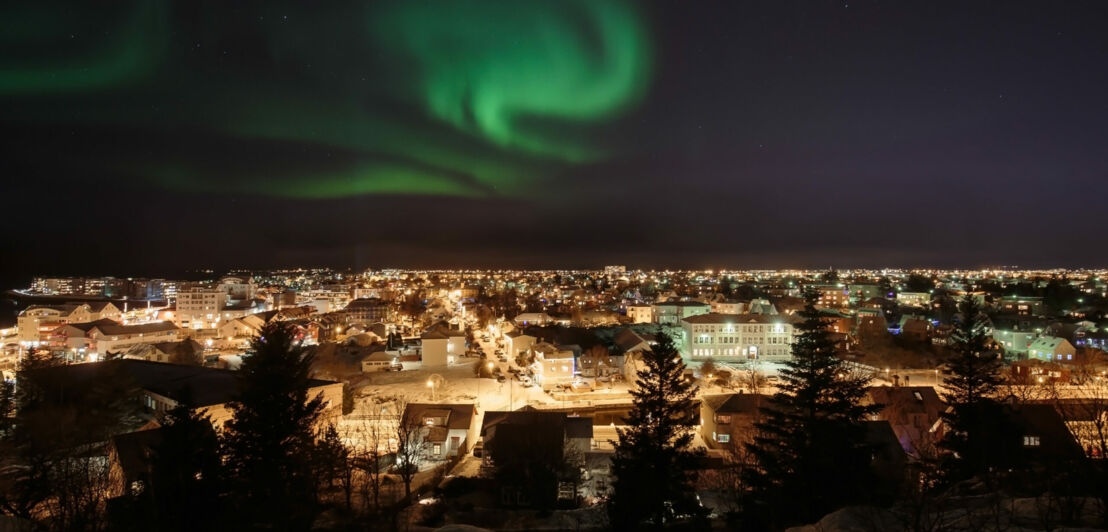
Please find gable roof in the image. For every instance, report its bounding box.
[613,329,650,353]
[402,403,476,430]
[57,318,122,333]
[30,359,337,408]
[702,393,772,415]
[681,313,799,325]
[866,386,944,417]
[1029,336,1071,351]
[91,321,179,336]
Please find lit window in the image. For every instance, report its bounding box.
[1023,435,1040,447]
[716,433,730,443]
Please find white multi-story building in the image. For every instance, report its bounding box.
[421,327,465,366]
[176,286,227,330]
[682,313,799,360]
[531,342,575,390]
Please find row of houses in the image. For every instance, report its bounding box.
[24,359,343,499]
[701,385,1101,464]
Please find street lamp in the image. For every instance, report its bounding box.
[426,379,436,402]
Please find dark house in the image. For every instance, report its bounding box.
[866,386,944,455]
[479,409,593,507]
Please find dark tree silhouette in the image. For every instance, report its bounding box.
[312,424,352,509]
[743,291,879,529]
[904,273,935,293]
[0,351,142,530]
[939,293,1005,480]
[608,332,705,530]
[112,403,225,532]
[223,321,326,530]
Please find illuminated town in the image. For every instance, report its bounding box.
[3,267,1108,529]
[5,1,1108,530]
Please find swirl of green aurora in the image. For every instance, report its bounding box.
[369,0,652,163]
[0,1,652,199]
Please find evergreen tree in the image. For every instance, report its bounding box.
[223,322,326,530]
[608,332,704,530]
[312,424,352,509]
[939,293,1005,479]
[112,403,225,531]
[743,291,879,529]
[0,349,64,521]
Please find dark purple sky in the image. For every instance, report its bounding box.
[2,1,1106,286]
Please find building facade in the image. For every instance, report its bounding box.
[175,286,227,329]
[681,313,797,360]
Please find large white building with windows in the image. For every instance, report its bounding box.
[681,313,799,361]
[175,286,227,330]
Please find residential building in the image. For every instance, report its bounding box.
[421,325,465,366]
[865,386,944,455]
[991,327,1039,359]
[811,285,850,309]
[898,316,934,342]
[217,314,267,340]
[710,300,744,314]
[479,409,593,505]
[701,393,769,449]
[653,301,710,325]
[344,297,391,323]
[625,304,653,324]
[897,292,931,308]
[504,330,536,358]
[1028,336,1076,363]
[27,359,343,429]
[746,298,778,315]
[84,321,181,356]
[577,348,622,378]
[402,403,478,460]
[122,339,204,364]
[531,342,575,390]
[996,296,1044,316]
[17,302,121,342]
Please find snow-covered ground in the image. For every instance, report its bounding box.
[350,358,554,415]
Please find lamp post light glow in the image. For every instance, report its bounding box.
[427,379,436,401]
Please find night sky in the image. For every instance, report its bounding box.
[3,1,1107,285]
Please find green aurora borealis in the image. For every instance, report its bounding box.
[0,1,651,199]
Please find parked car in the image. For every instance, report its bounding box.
[520,376,533,387]
[571,381,593,393]
[496,375,507,383]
